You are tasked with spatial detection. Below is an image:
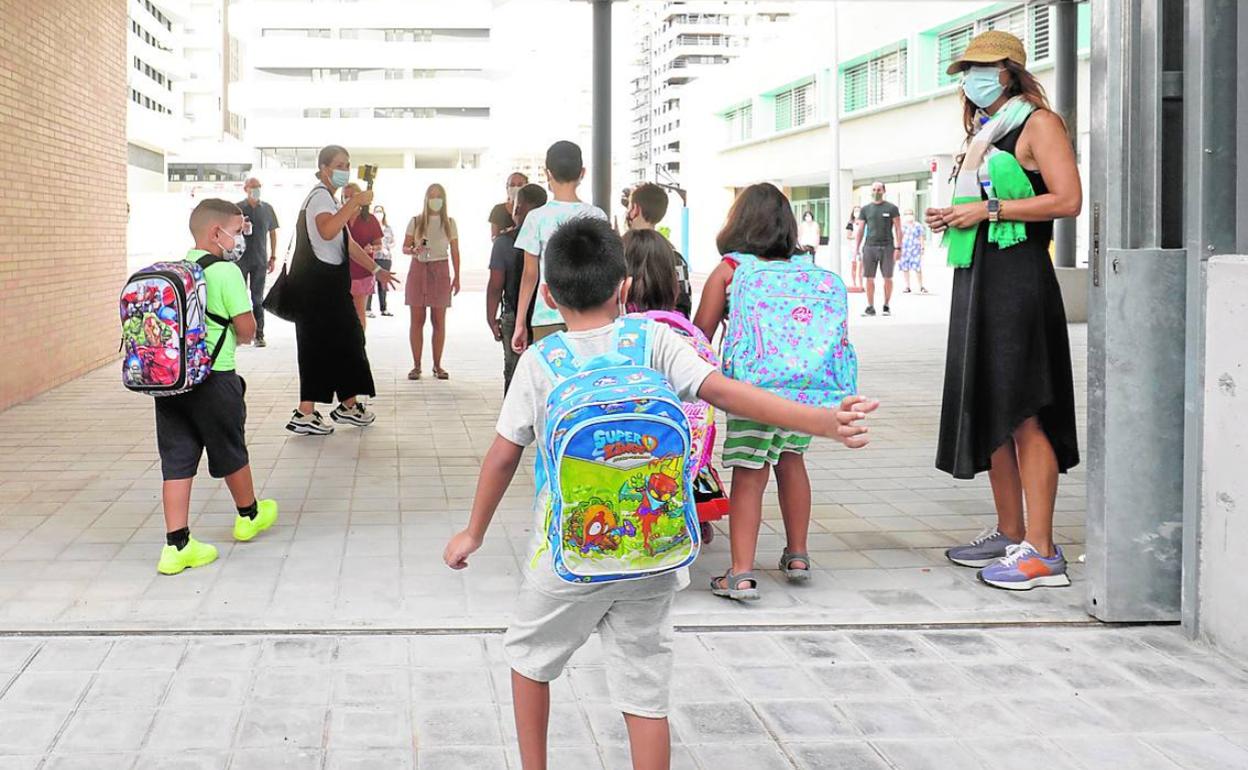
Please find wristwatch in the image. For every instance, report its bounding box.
[987,198,1001,223]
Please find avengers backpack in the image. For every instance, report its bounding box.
[534,317,700,584]
[119,256,231,396]
[721,252,858,407]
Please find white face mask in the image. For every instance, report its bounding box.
[506,185,521,203]
[428,198,444,213]
[217,228,246,261]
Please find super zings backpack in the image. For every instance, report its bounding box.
[721,252,858,407]
[119,256,231,396]
[534,317,700,584]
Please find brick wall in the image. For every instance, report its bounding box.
[0,0,128,411]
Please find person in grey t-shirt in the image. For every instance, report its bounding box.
[855,181,903,317]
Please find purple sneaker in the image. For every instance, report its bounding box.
[945,527,1018,568]
[978,542,1071,591]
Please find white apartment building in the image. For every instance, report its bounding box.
[679,1,1091,276]
[628,1,793,185]
[127,0,190,192]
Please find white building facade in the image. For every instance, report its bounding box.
[127,0,191,192]
[679,1,1092,276]
[628,1,794,185]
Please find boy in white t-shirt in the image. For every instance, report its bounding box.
[444,217,879,770]
[511,140,608,353]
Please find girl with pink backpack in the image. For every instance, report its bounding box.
[623,230,731,544]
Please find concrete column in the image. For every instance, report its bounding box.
[1053,0,1078,267]
[826,3,841,273]
[591,0,612,211]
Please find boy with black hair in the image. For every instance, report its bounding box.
[487,183,547,393]
[155,199,278,575]
[511,140,608,354]
[444,216,879,770]
[625,182,692,317]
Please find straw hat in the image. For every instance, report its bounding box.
[945,30,1027,74]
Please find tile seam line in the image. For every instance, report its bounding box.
[0,619,1173,638]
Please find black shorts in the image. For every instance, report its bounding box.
[862,244,896,279]
[154,371,249,480]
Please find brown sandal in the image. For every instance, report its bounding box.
[407,368,421,380]
[433,368,449,380]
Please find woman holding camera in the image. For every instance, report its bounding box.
[283,145,398,436]
[404,183,460,380]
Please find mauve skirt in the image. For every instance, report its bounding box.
[405,258,451,308]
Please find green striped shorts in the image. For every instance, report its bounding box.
[722,418,813,469]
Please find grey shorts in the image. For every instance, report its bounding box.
[862,244,896,279]
[504,588,676,718]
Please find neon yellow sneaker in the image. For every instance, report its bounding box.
[157,537,218,575]
[233,499,278,542]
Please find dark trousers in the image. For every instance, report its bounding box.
[499,311,520,394]
[367,257,393,313]
[240,259,268,337]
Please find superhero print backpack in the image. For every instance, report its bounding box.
[119,256,230,396]
[534,317,700,584]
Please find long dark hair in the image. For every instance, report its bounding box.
[716,183,798,259]
[960,59,1058,139]
[623,230,679,312]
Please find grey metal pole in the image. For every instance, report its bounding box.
[592,0,612,212]
[1053,0,1078,268]
[826,2,841,274]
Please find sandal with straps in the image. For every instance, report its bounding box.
[710,570,760,601]
[780,549,812,583]
[433,368,450,380]
[407,368,421,381]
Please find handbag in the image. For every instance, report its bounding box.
[262,263,298,322]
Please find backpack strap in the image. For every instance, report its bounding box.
[534,332,582,384]
[190,253,234,364]
[613,316,652,367]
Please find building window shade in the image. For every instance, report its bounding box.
[981,7,1027,40]
[1030,4,1052,61]
[937,25,974,86]
[773,81,815,132]
[725,103,752,143]
[844,47,906,114]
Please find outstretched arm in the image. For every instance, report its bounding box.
[444,436,525,569]
[698,372,879,448]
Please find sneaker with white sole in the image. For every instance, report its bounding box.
[286,409,334,435]
[946,526,1018,568]
[330,401,376,427]
[978,541,1071,590]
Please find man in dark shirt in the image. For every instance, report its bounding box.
[487,183,547,393]
[625,182,693,317]
[236,177,280,346]
[855,181,902,317]
[488,171,528,240]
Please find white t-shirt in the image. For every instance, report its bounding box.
[495,320,717,602]
[513,200,608,327]
[405,214,458,263]
[304,185,346,265]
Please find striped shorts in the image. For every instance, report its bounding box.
[722,417,813,469]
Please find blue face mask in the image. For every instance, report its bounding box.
[330,169,350,188]
[962,66,1005,109]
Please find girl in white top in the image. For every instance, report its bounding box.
[403,183,461,380]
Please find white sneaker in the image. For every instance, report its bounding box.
[286,409,334,435]
[330,402,376,427]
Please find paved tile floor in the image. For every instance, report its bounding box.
[1,626,1246,769]
[0,291,1088,631]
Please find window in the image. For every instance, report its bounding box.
[937,25,974,86]
[1031,4,1052,62]
[843,47,907,113]
[939,5,1051,86]
[774,81,814,131]
[725,103,752,144]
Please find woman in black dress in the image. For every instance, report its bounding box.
[927,32,1082,590]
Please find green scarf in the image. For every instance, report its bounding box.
[944,98,1036,268]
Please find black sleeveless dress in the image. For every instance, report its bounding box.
[935,116,1080,479]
